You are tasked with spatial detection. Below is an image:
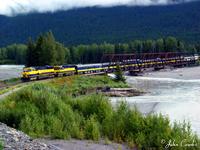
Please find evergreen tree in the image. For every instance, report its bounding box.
[36,32,56,66]
[155,38,164,52]
[195,42,200,53]
[44,32,57,65]
[26,38,36,66]
[26,31,64,66]
[129,40,143,53]
[55,42,65,65]
[35,35,44,66]
[114,64,126,83]
[177,40,185,52]
[143,40,154,53]
[165,37,178,52]
[64,47,71,64]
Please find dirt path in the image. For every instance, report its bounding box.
[0,87,23,101]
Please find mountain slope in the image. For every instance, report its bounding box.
[0,1,200,47]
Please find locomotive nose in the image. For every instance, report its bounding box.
[21,71,27,78]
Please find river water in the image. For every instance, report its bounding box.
[0,65,24,80]
[111,75,200,136]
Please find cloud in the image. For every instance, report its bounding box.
[0,0,196,16]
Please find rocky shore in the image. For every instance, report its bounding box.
[0,123,58,150]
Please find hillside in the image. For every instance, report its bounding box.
[0,1,200,47]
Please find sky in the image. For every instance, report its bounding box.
[0,0,196,16]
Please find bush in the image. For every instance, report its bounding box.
[73,94,113,123]
[84,116,100,141]
[114,64,126,83]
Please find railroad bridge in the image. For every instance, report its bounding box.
[101,52,198,75]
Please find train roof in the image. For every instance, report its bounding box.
[62,65,77,68]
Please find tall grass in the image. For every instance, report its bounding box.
[3,78,21,85]
[0,76,199,149]
[49,75,129,96]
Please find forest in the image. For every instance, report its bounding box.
[0,32,200,66]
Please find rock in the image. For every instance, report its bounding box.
[102,88,145,97]
[0,122,59,150]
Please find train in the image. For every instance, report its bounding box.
[21,54,198,81]
[21,64,110,81]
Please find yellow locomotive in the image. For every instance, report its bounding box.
[21,65,76,81]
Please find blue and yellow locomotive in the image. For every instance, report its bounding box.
[21,64,109,81]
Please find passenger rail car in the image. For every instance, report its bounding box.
[54,65,76,77]
[76,64,105,74]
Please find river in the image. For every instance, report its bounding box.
[0,65,24,80]
[111,67,200,136]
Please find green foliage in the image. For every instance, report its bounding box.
[0,44,27,64]
[1,33,200,65]
[84,116,100,141]
[73,94,113,123]
[0,76,199,149]
[49,75,128,97]
[0,140,3,150]
[26,31,66,66]
[114,64,126,83]
[3,78,21,85]
[26,38,36,67]
[165,37,178,52]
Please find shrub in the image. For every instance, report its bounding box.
[84,115,100,141]
[19,111,45,137]
[114,64,126,83]
[74,94,113,123]
[45,115,67,139]
[0,140,3,150]
[112,101,129,142]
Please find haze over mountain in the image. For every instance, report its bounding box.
[0,0,200,47]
